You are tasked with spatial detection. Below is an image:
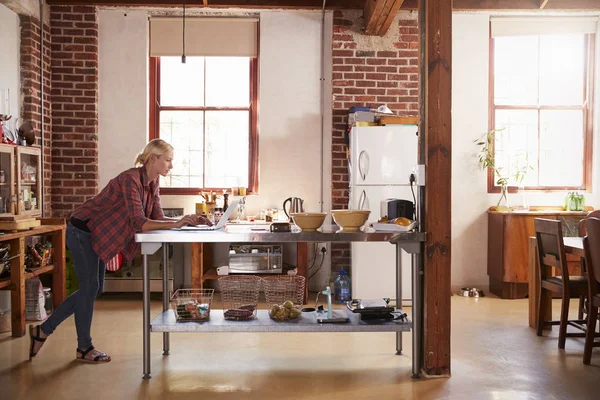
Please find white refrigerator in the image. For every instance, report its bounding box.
[349,125,418,303]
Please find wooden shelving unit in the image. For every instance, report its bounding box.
[0,219,66,337]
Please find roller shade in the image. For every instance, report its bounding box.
[491,16,598,37]
[150,17,259,57]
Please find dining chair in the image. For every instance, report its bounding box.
[578,210,600,237]
[583,217,600,364]
[535,218,588,348]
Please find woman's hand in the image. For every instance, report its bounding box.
[175,214,212,228]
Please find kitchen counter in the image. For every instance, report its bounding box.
[136,224,425,247]
[135,224,426,380]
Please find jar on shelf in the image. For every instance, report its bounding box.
[0,170,5,183]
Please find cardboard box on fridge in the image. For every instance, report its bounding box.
[348,111,375,126]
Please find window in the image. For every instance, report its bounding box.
[149,56,258,195]
[490,31,595,191]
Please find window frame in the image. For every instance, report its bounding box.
[488,33,595,193]
[149,56,259,195]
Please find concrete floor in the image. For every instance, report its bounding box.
[0,294,598,400]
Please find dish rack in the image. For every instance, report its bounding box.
[170,288,214,321]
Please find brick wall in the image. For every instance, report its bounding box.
[49,5,99,218]
[330,10,419,273]
[20,15,52,216]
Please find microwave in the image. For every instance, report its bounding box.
[228,244,283,274]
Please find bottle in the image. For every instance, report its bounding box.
[223,193,229,212]
[333,269,351,303]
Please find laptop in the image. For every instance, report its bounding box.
[176,200,239,231]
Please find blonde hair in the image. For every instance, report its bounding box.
[134,138,174,167]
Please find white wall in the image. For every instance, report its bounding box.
[98,10,332,220]
[0,4,20,123]
[452,12,600,291]
[98,10,149,189]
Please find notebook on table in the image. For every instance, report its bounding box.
[175,200,239,231]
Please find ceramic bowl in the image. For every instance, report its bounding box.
[290,212,327,232]
[330,210,370,232]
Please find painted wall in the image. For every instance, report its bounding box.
[0,4,20,122]
[451,12,600,291]
[98,10,149,188]
[97,10,333,221]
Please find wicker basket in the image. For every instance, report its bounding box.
[170,289,214,321]
[218,275,262,321]
[262,275,306,308]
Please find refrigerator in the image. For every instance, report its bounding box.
[349,125,418,303]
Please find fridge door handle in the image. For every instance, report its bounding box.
[358,150,369,181]
[358,189,368,210]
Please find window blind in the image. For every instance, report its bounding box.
[149,17,259,57]
[491,16,598,37]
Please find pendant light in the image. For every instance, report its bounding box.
[181,1,186,64]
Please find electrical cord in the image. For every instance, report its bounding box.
[308,246,326,280]
[409,173,417,220]
[307,243,320,271]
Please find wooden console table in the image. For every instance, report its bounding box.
[0,219,66,337]
[487,208,589,299]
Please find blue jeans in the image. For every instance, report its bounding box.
[41,223,105,350]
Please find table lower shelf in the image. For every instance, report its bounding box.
[151,309,412,333]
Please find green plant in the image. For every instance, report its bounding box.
[474,129,534,208]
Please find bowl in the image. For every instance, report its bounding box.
[290,212,327,232]
[330,210,370,232]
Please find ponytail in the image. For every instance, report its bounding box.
[134,138,174,167]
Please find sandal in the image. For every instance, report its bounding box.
[76,346,111,364]
[29,325,46,361]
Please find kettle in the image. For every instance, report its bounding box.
[283,197,304,219]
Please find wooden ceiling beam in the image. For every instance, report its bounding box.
[44,0,366,9]
[401,0,600,10]
[44,0,600,10]
[364,0,405,36]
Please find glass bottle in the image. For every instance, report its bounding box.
[497,184,511,211]
[517,185,529,211]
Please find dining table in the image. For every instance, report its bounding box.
[528,236,585,329]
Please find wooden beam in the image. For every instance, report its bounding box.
[364,0,405,36]
[403,0,600,10]
[420,0,452,377]
[45,0,365,9]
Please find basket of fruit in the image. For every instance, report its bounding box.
[269,300,302,321]
[262,275,305,308]
[170,288,214,321]
[219,275,262,321]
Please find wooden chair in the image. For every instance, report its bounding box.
[535,218,588,348]
[583,217,600,364]
[579,210,600,237]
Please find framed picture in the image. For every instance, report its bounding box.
[163,208,184,218]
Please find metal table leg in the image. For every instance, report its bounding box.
[411,250,422,379]
[162,243,170,356]
[142,252,151,379]
[396,242,403,355]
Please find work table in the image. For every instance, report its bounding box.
[135,224,426,380]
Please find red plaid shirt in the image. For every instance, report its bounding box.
[71,166,164,263]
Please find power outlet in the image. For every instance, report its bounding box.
[317,242,328,255]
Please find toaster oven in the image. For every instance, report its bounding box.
[228,244,283,274]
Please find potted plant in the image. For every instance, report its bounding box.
[474,129,533,211]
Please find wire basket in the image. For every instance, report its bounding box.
[262,275,306,308]
[218,275,262,321]
[170,289,214,322]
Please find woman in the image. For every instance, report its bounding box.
[28,138,210,363]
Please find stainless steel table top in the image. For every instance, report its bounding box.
[135,224,426,244]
